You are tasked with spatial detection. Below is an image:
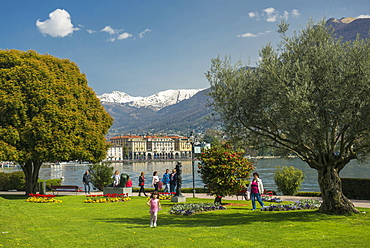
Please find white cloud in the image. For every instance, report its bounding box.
[357,14,370,18]
[282,11,289,20]
[87,29,96,34]
[263,7,278,22]
[238,29,272,38]
[100,25,122,34]
[248,11,260,20]
[118,32,133,40]
[36,9,79,37]
[258,30,272,35]
[292,9,301,18]
[248,7,300,22]
[138,28,152,38]
[248,12,256,18]
[237,32,258,38]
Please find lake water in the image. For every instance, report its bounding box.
[2,158,370,193]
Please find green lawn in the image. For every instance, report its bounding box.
[0,194,369,247]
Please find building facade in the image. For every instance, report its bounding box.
[106,135,194,161]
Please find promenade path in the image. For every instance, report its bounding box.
[2,191,369,208]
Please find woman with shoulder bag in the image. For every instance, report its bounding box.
[247,172,265,210]
[138,171,147,196]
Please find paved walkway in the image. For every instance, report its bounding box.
[2,191,369,208]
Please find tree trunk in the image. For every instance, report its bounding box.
[214,196,222,205]
[317,166,360,214]
[22,160,43,196]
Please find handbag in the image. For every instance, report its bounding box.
[158,181,163,189]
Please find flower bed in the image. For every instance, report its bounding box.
[169,203,227,216]
[159,192,173,200]
[84,193,131,203]
[26,194,62,203]
[262,195,283,203]
[261,199,321,211]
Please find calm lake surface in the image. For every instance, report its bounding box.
[3,158,370,194]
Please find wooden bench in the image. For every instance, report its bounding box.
[51,185,80,195]
[236,189,249,200]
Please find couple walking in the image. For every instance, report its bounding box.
[158,169,177,194]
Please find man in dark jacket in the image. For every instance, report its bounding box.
[169,169,177,195]
[83,170,91,194]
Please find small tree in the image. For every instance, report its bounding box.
[274,166,305,195]
[88,163,114,191]
[197,144,254,204]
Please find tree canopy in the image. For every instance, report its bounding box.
[206,19,370,214]
[0,49,113,194]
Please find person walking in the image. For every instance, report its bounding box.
[169,169,177,194]
[146,191,161,227]
[82,170,91,194]
[247,172,265,210]
[162,169,170,193]
[151,171,160,191]
[138,172,147,196]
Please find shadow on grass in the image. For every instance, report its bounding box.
[0,193,82,201]
[0,194,28,200]
[95,209,331,228]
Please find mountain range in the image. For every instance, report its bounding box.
[98,89,203,111]
[99,88,220,135]
[326,17,370,41]
[99,17,369,135]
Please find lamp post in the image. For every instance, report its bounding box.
[188,131,199,198]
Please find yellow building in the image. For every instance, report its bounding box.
[107,135,193,160]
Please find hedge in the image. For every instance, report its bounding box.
[342,178,370,200]
[0,171,62,191]
[0,171,25,191]
[295,192,322,197]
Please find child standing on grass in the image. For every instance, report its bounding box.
[147,191,161,227]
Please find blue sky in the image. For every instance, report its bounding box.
[1,0,369,96]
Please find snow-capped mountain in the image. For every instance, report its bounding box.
[98,89,204,111]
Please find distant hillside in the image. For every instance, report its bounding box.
[104,88,220,134]
[326,17,370,41]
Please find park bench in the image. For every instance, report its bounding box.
[51,185,80,195]
[236,189,274,200]
[236,189,249,200]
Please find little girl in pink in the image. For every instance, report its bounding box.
[147,191,161,227]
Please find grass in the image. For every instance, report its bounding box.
[0,194,369,248]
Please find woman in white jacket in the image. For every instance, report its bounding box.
[247,172,265,210]
[151,171,160,191]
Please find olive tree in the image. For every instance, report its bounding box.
[206,19,370,214]
[0,50,113,195]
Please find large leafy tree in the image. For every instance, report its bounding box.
[0,50,113,195]
[206,19,370,214]
[197,144,254,204]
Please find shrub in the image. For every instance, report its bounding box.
[197,144,254,204]
[0,171,26,191]
[274,166,304,195]
[89,163,114,191]
[295,192,321,197]
[342,178,370,200]
[0,172,8,190]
